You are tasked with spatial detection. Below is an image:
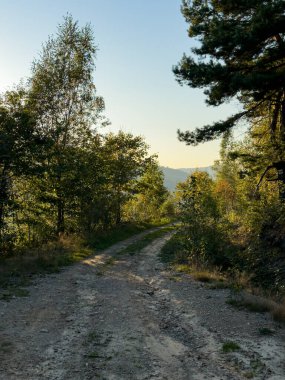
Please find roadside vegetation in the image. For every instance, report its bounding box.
[0,222,173,300]
[163,0,285,324]
[0,16,175,296]
[2,3,285,329]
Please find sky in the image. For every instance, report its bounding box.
[0,0,241,168]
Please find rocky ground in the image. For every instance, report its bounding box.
[0,230,284,379]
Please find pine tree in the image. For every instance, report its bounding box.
[174,0,285,146]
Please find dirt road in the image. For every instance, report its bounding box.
[0,231,284,379]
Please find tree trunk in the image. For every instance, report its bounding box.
[57,197,65,235]
[270,93,281,140]
[115,190,121,225]
[0,165,10,235]
[280,93,285,142]
[115,201,121,225]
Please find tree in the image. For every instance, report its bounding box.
[28,15,105,234]
[123,160,169,222]
[0,89,42,247]
[174,1,285,146]
[102,132,150,225]
[175,171,230,266]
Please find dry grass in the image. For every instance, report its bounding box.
[173,264,192,274]
[226,289,285,324]
[227,293,285,324]
[163,241,285,325]
[272,301,285,324]
[172,264,229,288]
[172,264,226,283]
[171,260,285,325]
[227,270,253,292]
[227,293,274,313]
[192,270,225,283]
[0,235,92,300]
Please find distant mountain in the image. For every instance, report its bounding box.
[160,166,214,192]
[179,166,215,177]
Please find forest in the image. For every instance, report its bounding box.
[0,16,172,258]
[165,0,285,301]
[1,2,285,379]
[1,2,285,301]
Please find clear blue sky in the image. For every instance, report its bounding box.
[0,0,240,168]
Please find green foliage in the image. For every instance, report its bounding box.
[174,1,285,146]
[123,160,170,223]
[0,287,29,302]
[159,233,186,264]
[165,127,285,293]
[222,341,240,353]
[0,89,43,251]
[215,129,285,291]
[175,171,234,267]
[101,131,150,225]
[28,15,105,235]
[0,16,172,260]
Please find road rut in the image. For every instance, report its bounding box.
[0,231,285,379]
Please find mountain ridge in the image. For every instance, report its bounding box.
[160,166,214,191]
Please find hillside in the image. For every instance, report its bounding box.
[161,166,214,191]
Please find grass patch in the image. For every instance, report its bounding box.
[159,233,228,287]
[87,351,101,359]
[192,271,214,283]
[119,227,174,256]
[87,221,170,251]
[243,359,265,379]
[87,331,99,342]
[192,271,225,284]
[172,265,227,286]
[222,341,240,353]
[243,359,266,378]
[226,294,273,313]
[258,327,274,336]
[159,233,186,264]
[173,264,192,274]
[0,235,92,300]
[227,293,285,324]
[0,287,29,301]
